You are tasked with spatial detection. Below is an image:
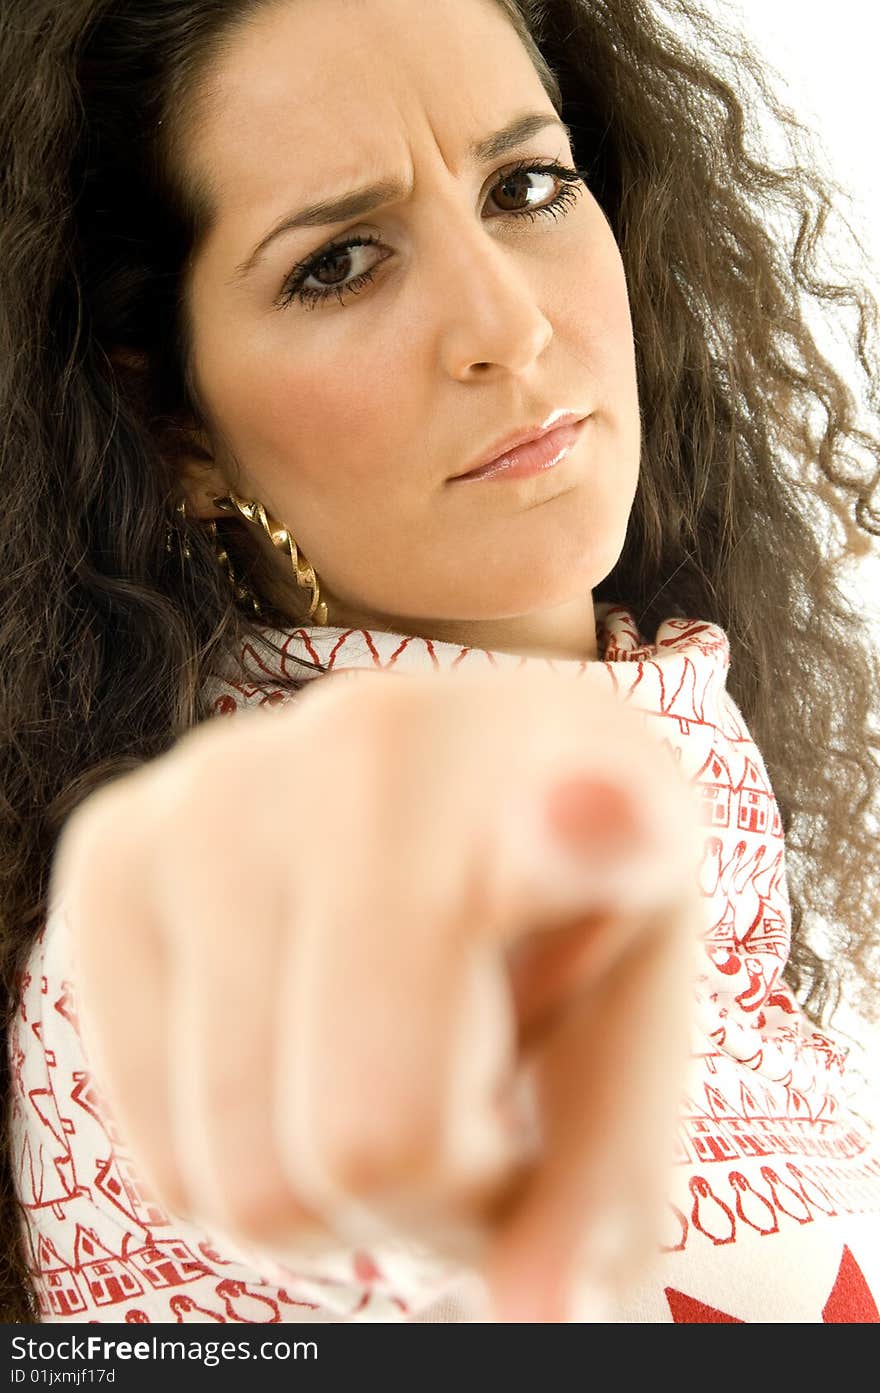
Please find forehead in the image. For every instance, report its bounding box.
[183,0,549,205]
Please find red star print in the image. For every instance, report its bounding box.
[822,1246,879,1323]
[666,1246,878,1322]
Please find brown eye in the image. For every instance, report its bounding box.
[491,167,559,214]
[276,160,585,311]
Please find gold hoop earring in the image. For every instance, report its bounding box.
[166,496,329,625]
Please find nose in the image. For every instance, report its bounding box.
[429,209,555,380]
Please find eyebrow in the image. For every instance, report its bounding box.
[229,110,571,285]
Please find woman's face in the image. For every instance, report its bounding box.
[180,0,641,636]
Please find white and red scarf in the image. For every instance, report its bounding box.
[9,603,880,1322]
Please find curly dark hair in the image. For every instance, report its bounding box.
[1,0,878,1322]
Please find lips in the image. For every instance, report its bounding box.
[451,411,588,482]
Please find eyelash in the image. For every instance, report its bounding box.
[275,158,588,312]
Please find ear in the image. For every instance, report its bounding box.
[166,427,233,521]
[109,346,231,520]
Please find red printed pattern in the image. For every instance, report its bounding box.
[10,605,880,1321]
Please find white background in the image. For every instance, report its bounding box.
[734,0,879,263]
[728,0,880,612]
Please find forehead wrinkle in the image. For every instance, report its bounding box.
[225,109,570,286]
[179,0,566,285]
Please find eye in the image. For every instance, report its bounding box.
[275,158,588,312]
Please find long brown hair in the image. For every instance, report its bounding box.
[2,0,878,1322]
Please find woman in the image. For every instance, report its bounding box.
[2,0,879,1323]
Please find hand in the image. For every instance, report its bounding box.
[49,664,707,1321]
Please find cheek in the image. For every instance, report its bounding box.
[559,239,637,397]
[200,328,404,499]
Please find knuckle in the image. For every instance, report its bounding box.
[286,664,407,736]
[321,1123,442,1202]
[51,785,138,932]
[142,725,268,857]
[155,726,237,807]
[134,1157,191,1225]
[54,780,125,877]
[211,1171,303,1244]
[249,671,410,798]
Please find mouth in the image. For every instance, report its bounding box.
[448,413,590,484]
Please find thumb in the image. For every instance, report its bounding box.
[480,897,698,1323]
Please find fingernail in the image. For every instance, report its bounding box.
[544,776,642,855]
[491,777,664,923]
